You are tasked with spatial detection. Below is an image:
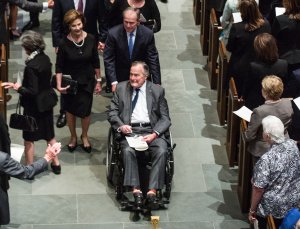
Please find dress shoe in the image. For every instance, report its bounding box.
[80,135,92,153]
[10,29,21,40]
[51,163,61,175]
[105,85,112,93]
[133,192,143,210]
[56,113,67,128]
[67,142,77,152]
[22,21,40,32]
[145,193,159,210]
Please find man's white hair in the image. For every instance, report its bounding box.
[262,115,285,143]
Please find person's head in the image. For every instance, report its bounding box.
[63,9,86,35]
[261,75,284,100]
[283,0,300,20]
[254,33,279,64]
[20,30,45,55]
[238,0,264,31]
[123,7,140,33]
[262,115,285,144]
[129,61,149,89]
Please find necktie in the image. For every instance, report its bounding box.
[77,0,83,13]
[128,32,134,59]
[131,89,140,112]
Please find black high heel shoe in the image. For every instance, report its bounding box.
[51,163,61,175]
[81,135,92,153]
[67,140,77,152]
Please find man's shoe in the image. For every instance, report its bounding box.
[56,113,67,128]
[146,193,159,210]
[22,21,40,32]
[133,192,143,210]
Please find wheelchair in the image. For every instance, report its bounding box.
[106,127,176,220]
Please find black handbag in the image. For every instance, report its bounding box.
[36,88,58,112]
[9,99,38,132]
[50,74,78,95]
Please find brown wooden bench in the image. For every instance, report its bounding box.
[226,78,243,167]
[193,0,201,25]
[200,0,209,55]
[207,8,222,90]
[217,40,228,126]
[237,119,252,213]
[267,215,277,229]
[0,44,8,120]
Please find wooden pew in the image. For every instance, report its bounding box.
[226,78,243,167]
[200,0,209,55]
[237,119,252,213]
[267,215,277,229]
[193,0,201,25]
[217,40,228,126]
[207,8,222,90]
[0,44,8,120]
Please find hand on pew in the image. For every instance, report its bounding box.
[1,82,21,91]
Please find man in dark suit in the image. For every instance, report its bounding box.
[104,7,161,93]
[51,0,107,127]
[0,0,53,44]
[108,61,170,209]
[22,0,40,32]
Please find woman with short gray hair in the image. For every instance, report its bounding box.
[20,30,46,53]
[249,115,300,229]
[2,30,61,174]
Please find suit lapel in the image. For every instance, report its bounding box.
[146,82,152,116]
[70,0,75,9]
[125,83,133,124]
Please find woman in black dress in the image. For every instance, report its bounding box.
[227,0,271,96]
[2,30,61,174]
[56,9,102,153]
[242,33,288,110]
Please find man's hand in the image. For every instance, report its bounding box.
[119,125,132,134]
[48,0,54,9]
[98,42,105,52]
[143,133,157,143]
[112,84,117,92]
[94,82,102,95]
[44,142,62,162]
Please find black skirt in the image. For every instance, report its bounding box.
[23,109,55,142]
[63,85,93,118]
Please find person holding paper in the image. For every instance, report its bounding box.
[248,115,300,229]
[108,61,171,210]
[245,75,293,164]
[227,0,271,95]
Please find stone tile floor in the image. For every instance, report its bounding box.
[2,0,248,228]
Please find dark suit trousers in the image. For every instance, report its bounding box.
[121,126,167,190]
[28,0,39,23]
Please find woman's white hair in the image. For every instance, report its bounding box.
[262,115,285,143]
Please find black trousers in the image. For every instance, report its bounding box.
[28,0,39,23]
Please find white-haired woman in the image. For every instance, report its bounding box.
[249,115,300,229]
[2,30,61,174]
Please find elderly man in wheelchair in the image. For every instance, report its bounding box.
[107,61,174,215]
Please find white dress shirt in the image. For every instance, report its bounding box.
[131,81,150,124]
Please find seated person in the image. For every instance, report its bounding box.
[108,61,171,209]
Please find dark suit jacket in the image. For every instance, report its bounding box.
[272,14,300,65]
[108,81,170,137]
[0,151,48,225]
[0,0,43,44]
[103,24,161,84]
[51,0,107,47]
[245,99,293,157]
[243,59,288,110]
[227,21,271,95]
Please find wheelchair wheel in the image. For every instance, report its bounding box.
[106,128,115,183]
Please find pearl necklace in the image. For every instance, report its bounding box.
[70,33,85,47]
